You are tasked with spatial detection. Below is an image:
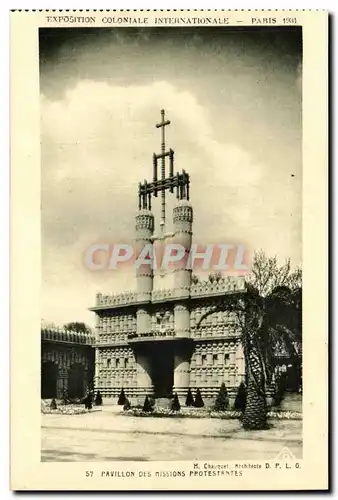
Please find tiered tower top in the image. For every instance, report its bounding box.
[138,110,190,233]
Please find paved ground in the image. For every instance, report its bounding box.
[41,406,302,462]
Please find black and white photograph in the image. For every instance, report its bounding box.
[9,9,328,492]
[40,24,303,463]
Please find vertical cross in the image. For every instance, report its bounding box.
[156,109,171,230]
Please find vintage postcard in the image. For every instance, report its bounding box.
[10,10,328,491]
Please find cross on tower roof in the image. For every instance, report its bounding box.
[156,109,171,136]
[156,110,171,230]
[138,110,190,227]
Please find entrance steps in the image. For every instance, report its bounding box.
[154,398,172,409]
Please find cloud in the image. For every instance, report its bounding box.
[41,79,263,236]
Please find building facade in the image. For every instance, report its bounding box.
[41,326,95,399]
[91,275,246,405]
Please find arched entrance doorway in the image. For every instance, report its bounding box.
[68,363,85,398]
[41,361,58,398]
[151,344,174,398]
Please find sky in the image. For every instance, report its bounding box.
[40,26,302,327]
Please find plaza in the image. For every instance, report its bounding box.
[41,405,302,462]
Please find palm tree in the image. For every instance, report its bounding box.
[196,284,302,430]
[241,285,301,430]
[240,290,268,430]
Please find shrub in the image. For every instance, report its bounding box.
[142,395,153,412]
[171,393,181,412]
[117,388,127,405]
[50,398,57,410]
[194,388,204,408]
[95,391,103,406]
[234,382,247,412]
[84,393,93,410]
[185,388,194,407]
[274,374,287,406]
[123,398,131,411]
[214,383,229,411]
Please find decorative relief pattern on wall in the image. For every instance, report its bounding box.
[41,327,94,345]
[152,309,175,335]
[190,340,244,389]
[173,202,193,223]
[97,312,137,344]
[95,277,245,307]
[135,209,155,231]
[191,306,240,339]
[152,288,173,301]
[96,291,137,307]
[42,346,90,370]
[95,347,137,390]
[191,276,246,297]
[128,307,176,340]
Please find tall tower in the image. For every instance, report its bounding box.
[135,209,154,304]
[172,199,193,400]
[173,199,193,336]
[135,191,155,400]
[136,109,191,293]
[173,199,193,298]
[135,110,193,401]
